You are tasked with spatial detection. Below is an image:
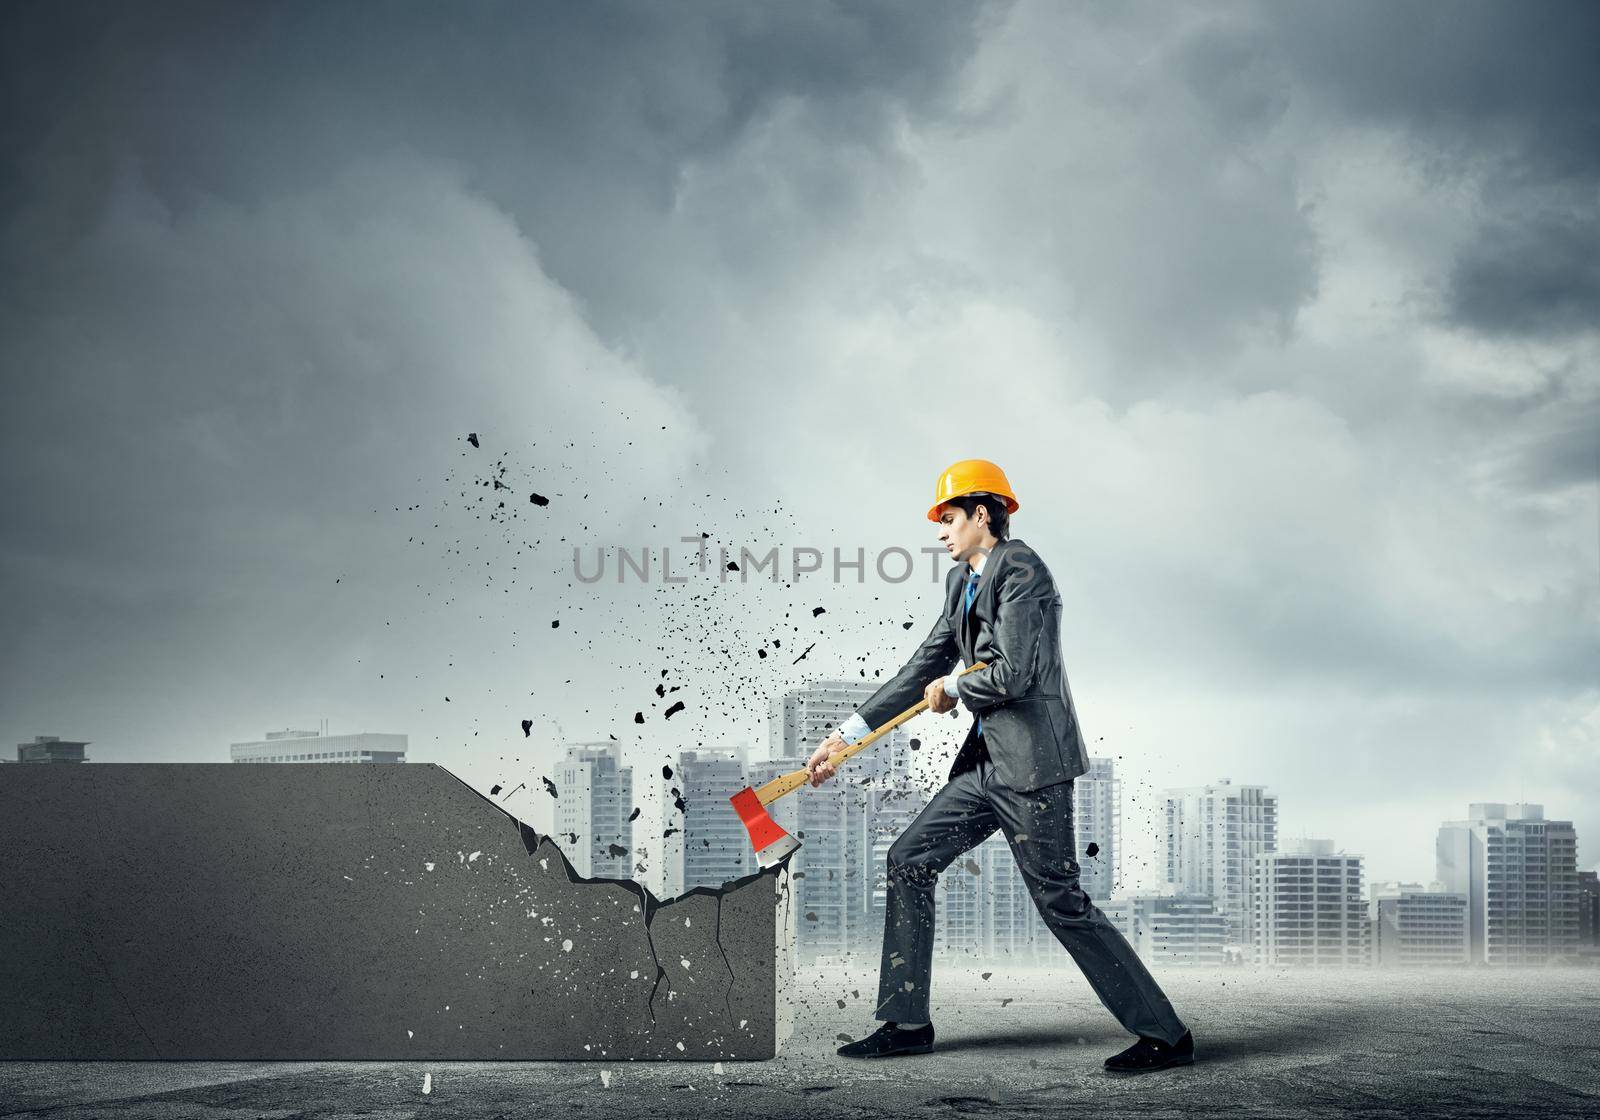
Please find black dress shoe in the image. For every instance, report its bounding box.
[1104,1030,1194,1073]
[836,1021,936,1058]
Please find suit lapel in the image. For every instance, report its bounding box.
[961,538,1015,660]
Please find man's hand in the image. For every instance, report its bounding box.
[807,730,847,787]
[925,677,957,714]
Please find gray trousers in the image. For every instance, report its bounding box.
[873,750,1189,1045]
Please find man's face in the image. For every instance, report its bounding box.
[936,503,989,565]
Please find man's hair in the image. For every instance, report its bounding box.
[949,492,1010,540]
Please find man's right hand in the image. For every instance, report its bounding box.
[807,730,847,786]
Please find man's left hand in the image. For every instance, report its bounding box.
[925,677,956,714]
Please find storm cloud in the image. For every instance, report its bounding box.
[2,1,1595,885]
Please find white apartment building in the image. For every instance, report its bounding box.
[1164,779,1278,950]
[1101,895,1228,966]
[1369,881,1469,967]
[552,741,634,880]
[229,728,407,763]
[1436,803,1580,965]
[1251,839,1367,967]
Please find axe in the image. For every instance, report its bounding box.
[730,661,988,867]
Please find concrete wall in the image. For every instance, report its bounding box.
[0,764,792,1059]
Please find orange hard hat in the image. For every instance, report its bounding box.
[927,459,1020,522]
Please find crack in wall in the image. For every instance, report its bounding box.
[508,805,789,1035]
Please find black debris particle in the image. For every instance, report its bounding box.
[757,648,767,659]
[628,807,641,822]
[607,843,628,857]
[662,765,674,780]
[467,432,479,448]
[910,738,922,751]
[727,560,739,572]
[792,641,816,664]
[529,492,549,506]
[490,784,502,796]
[1085,842,1100,859]
[663,700,686,719]
[903,621,914,629]
[542,776,559,799]
[520,719,533,737]
[551,619,559,629]
[812,606,826,617]
[634,712,645,724]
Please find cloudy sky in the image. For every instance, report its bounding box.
[3,0,1595,888]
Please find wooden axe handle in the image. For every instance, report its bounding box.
[753,660,988,805]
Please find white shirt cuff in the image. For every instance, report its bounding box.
[838,712,871,745]
[944,672,962,698]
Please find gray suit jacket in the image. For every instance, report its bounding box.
[854,537,1090,793]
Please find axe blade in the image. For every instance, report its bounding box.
[730,786,800,867]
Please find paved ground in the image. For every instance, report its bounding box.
[2,966,1597,1118]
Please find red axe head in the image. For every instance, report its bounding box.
[730,787,800,868]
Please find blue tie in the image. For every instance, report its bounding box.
[964,569,982,737]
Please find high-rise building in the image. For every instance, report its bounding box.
[769,680,914,776]
[229,729,406,763]
[985,835,1043,964]
[1579,870,1599,954]
[751,756,873,958]
[552,742,634,880]
[763,681,914,959]
[14,735,89,763]
[1368,882,1468,967]
[1436,803,1580,965]
[866,782,931,937]
[1074,757,1120,900]
[1164,779,1278,950]
[1251,839,1367,967]
[663,749,752,897]
[1101,895,1228,967]
[927,833,1041,964]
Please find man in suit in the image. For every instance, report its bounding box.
[808,459,1195,1074]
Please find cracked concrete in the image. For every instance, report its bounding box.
[0,764,793,1060]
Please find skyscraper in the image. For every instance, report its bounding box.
[1164,779,1278,950]
[552,741,634,880]
[229,728,406,763]
[1436,803,1580,965]
[1073,756,1120,900]
[769,680,914,776]
[1368,882,1469,967]
[664,749,752,897]
[936,833,1044,965]
[1250,839,1367,968]
[763,681,914,959]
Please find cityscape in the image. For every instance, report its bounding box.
[13,681,1599,971]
